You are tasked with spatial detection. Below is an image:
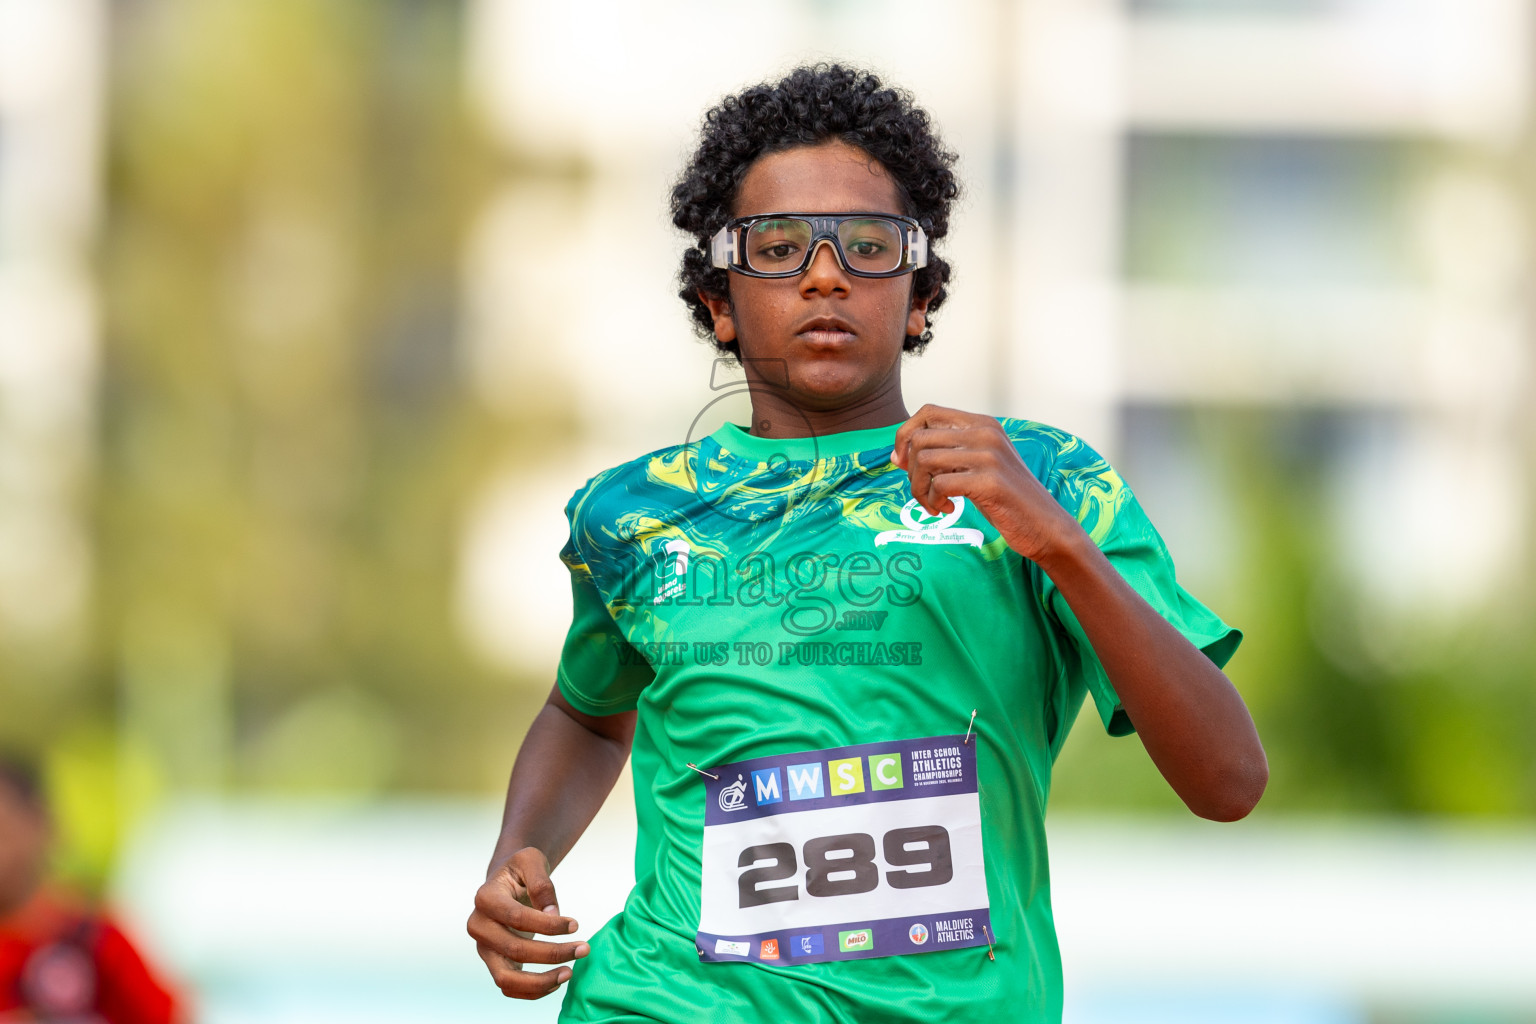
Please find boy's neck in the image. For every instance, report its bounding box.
[744,386,909,440]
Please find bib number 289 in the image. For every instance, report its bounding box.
[738,825,952,908]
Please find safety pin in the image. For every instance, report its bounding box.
[963,709,977,745]
[982,924,996,961]
[686,763,719,780]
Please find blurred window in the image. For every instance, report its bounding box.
[1122,132,1428,288]
[1127,0,1341,14]
[1116,402,1405,601]
[0,120,8,257]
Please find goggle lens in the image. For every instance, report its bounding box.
[742,216,907,275]
[838,217,904,273]
[744,218,813,272]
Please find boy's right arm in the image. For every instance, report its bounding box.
[467,683,637,999]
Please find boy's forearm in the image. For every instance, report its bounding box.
[1035,533,1268,821]
[488,696,634,878]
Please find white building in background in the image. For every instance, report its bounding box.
[1092,0,1532,630]
[459,0,1532,675]
[0,0,105,667]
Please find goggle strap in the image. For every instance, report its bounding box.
[709,225,737,269]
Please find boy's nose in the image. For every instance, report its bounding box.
[799,238,850,294]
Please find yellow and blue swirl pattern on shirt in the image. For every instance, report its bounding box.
[552,416,1239,1024]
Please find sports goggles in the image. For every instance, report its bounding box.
[709,212,928,278]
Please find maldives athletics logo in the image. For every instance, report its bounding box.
[875,497,984,548]
[717,774,748,813]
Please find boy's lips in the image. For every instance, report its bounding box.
[796,316,857,346]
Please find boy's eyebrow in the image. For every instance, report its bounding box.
[729,209,908,220]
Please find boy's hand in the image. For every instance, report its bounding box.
[468,847,589,999]
[892,403,1081,564]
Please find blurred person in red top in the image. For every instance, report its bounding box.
[0,757,184,1024]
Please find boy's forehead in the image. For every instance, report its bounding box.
[732,141,904,218]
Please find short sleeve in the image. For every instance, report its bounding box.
[554,492,655,716]
[1040,445,1242,738]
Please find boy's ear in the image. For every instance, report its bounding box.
[906,286,933,338]
[699,289,736,343]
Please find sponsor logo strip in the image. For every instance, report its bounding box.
[703,735,975,826]
[696,909,990,965]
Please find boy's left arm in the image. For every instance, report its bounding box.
[893,404,1268,821]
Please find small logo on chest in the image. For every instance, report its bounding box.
[874,498,984,548]
[653,539,691,603]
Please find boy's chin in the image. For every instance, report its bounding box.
[785,367,887,408]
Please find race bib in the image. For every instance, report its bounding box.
[696,734,992,965]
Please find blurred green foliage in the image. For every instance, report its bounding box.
[1051,406,1536,818]
[96,0,537,794]
[0,0,544,884]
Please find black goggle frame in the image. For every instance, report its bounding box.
[708,211,929,279]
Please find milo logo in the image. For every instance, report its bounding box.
[838,929,873,953]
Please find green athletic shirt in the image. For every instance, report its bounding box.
[552,416,1240,1024]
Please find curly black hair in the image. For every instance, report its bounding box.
[670,64,960,359]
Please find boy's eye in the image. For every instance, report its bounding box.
[838,219,902,267]
[755,241,802,262]
[748,220,810,267]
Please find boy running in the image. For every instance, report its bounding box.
[468,64,1266,1023]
